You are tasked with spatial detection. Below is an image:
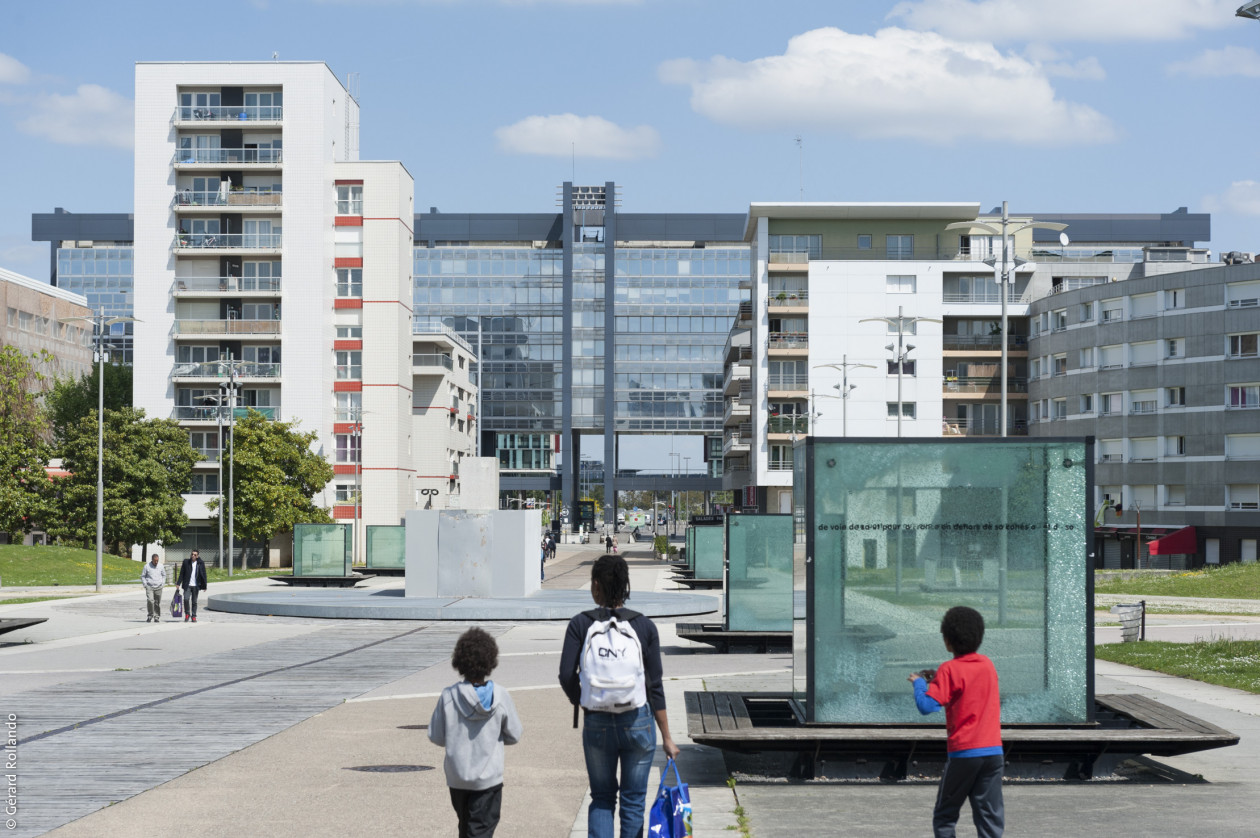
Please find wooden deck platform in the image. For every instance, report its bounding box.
[686,691,1239,769]
[677,623,791,652]
[0,617,48,636]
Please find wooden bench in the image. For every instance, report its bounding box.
[677,623,791,653]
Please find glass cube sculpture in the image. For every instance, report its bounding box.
[293,523,352,577]
[726,514,794,632]
[366,525,406,569]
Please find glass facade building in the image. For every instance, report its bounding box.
[55,246,135,363]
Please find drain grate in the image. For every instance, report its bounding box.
[398,724,429,730]
[345,764,434,773]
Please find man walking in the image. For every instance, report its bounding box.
[176,550,208,623]
[141,553,165,623]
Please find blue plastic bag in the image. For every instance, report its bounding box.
[647,758,691,837]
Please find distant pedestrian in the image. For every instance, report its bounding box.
[548,533,557,560]
[141,553,165,623]
[605,534,614,553]
[908,606,1004,838]
[176,550,208,623]
[430,627,523,838]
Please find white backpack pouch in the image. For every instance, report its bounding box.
[579,610,647,713]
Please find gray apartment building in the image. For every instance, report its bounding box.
[1027,262,1260,568]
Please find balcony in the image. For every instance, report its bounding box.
[942,291,1002,305]
[172,276,281,296]
[769,290,808,309]
[943,334,1027,352]
[724,426,751,455]
[173,319,281,337]
[193,447,220,463]
[768,332,808,352]
[172,361,281,381]
[768,456,795,472]
[722,363,750,396]
[724,396,751,426]
[767,373,808,393]
[413,353,455,373]
[173,233,282,253]
[174,105,283,124]
[942,418,1028,436]
[735,301,753,324]
[174,190,282,210]
[942,377,1028,396]
[768,415,809,436]
[174,405,279,422]
[173,148,283,168]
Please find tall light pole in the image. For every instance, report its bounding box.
[222,359,240,577]
[814,356,876,436]
[860,308,941,437]
[945,204,1067,436]
[63,313,137,592]
[350,405,364,567]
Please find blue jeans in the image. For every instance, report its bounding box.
[582,704,656,838]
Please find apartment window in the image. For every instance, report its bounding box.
[1079,347,1094,369]
[1039,312,1050,333]
[1227,434,1260,460]
[886,360,916,376]
[1098,439,1123,463]
[336,325,363,339]
[1052,398,1067,419]
[1100,393,1122,415]
[1227,280,1260,308]
[336,184,363,215]
[336,268,362,297]
[1228,484,1260,510]
[188,473,220,494]
[1131,390,1158,414]
[886,274,916,294]
[886,402,916,418]
[768,234,820,260]
[1166,387,1186,407]
[1164,485,1186,506]
[1228,384,1260,408]
[335,391,362,420]
[335,434,361,463]
[1079,301,1094,321]
[176,345,222,364]
[1131,293,1158,318]
[189,431,219,460]
[1130,341,1159,367]
[886,234,914,260]
[1167,435,1186,457]
[1102,303,1123,323]
[768,444,794,471]
[334,483,358,503]
[1080,394,1094,414]
[1099,345,1123,369]
[857,234,872,250]
[1229,334,1258,358]
[1029,358,1041,379]
[1165,289,1185,310]
[5,308,15,327]
[1052,310,1067,332]
[18,311,32,331]
[1053,354,1067,376]
[335,350,362,380]
[1166,339,1181,358]
[1131,437,1157,462]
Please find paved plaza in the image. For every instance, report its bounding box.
[1,543,1258,837]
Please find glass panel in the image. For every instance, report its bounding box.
[799,438,1091,724]
[292,523,351,576]
[693,525,724,580]
[726,514,794,631]
[366,525,406,569]
[686,526,696,571]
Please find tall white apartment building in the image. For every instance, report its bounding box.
[132,62,475,562]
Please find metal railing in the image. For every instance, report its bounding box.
[193,447,220,461]
[174,405,279,421]
[173,233,283,250]
[173,319,281,336]
[173,148,282,165]
[767,374,808,390]
[413,353,454,370]
[174,190,283,208]
[768,458,795,471]
[768,333,808,349]
[942,335,1027,351]
[175,105,283,122]
[736,302,753,320]
[942,292,1002,304]
[769,290,809,305]
[943,377,1028,394]
[173,276,282,293]
[942,418,1028,436]
[767,416,809,434]
[172,361,281,379]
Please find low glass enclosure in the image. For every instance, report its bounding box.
[794,438,1093,725]
[685,526,696,571]
[693,525,725,580]
[366,525,406,569]
[293,523,352,577]
[726,514,793,632]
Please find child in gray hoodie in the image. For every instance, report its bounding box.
[429,627,523,837]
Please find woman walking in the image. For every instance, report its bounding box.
[559,554,679,838]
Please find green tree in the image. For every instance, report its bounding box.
[50,407,198,552]
[0,347,52,538]
[209,410,333,545]
[44,362,132,442]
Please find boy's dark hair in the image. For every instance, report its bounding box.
[940,606,985,656]
[591,554,631,608]
[451,627,498,683]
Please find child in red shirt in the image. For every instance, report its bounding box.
[908,606,1004,838]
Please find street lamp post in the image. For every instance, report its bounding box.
[860,308,941,437]
[814,356,876,436]
[944,204,1067,436]
[63,313,137,592]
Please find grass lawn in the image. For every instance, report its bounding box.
[0,596,80,606]
[1096,637,1260,695]
[1094,562,1260,599]
[0,545,274,587]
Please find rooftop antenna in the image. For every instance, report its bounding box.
[794,135,804,200]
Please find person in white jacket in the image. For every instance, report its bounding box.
[429,627,523,838]
[140,553,165,623]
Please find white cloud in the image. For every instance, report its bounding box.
[495,114,660,159]
[0,52,31,84]
[659,27,1115,146]
[1022,46,1106,80]
[888,0,1238,42]
[1168,46,1260,77]
[1204,181,1260,215]
[17,84,134,150]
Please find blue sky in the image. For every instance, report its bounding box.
[3,0,1260,467]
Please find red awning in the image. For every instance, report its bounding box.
[1148,526,1197,555]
